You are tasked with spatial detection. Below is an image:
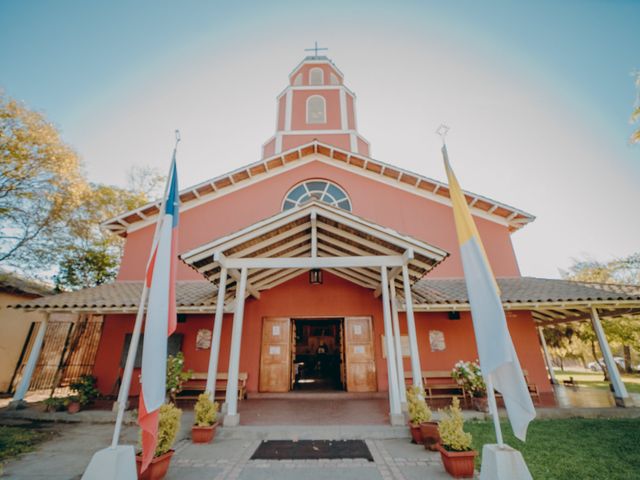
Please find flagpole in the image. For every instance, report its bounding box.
[485,375,504,448]
[110,131,181,449]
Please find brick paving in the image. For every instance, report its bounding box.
[164,437,459,480]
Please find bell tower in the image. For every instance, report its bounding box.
[262,50,370,158]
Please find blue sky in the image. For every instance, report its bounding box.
[1,0,639,278]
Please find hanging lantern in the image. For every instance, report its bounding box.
[309,269,323,285]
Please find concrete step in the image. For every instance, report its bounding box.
[216,424,410,440]
[248,391,386,400]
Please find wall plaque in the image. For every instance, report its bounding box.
[196,329,212,350]
[429,330,446,352]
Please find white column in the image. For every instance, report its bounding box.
[389,277,407,406]
[402,264,423,390]
[205,268,228,396]
[11,315,49,404]
[223,267,248,426]
[590,307,630,406]
[537,326,557,385]
[380,267,403,424]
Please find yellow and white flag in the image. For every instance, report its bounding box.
[442,144,535,441]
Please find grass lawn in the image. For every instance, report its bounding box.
[553,369,640,394]
[0,424,49,463]
[466,418,640,480]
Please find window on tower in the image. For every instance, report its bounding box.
[309,67,324,85]
[293,73,302,86]
[330,73,339,85]
[282,179,352,211]
[306,95,326,124]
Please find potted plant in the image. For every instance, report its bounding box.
[65,395,81,414]
[451,360,487,412]
[43,396,66,412]
[136,403,182,480]
[437,398,477,478]
[191,392,219,443]
[70,375,100,409]
[406,385,435,446]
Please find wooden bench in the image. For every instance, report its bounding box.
[523,370,540,403]
[492,370,540,404]
[178,372,248,402]
[404,371,466,405]
[423,370,466,404]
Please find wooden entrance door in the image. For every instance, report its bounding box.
[259,317,291,392]
[344,317,377,392]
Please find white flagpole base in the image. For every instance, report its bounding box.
[82,445,137,480]
[479,444,532,480]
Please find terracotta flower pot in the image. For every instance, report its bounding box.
[67,401,81,414]
[192,422,218,443]
[472,396,489,413]
[419,421,440,451]
[409,422,424,444]
[437,444,477,478]
[136,449,174,480]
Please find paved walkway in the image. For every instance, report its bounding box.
[1,421,458,480]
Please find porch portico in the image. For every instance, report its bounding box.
[179,200,450,426]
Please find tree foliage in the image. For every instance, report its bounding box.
[0,92,163,289]
[632,72,640,144]
[0,92,86,266]
[551,253,640,374]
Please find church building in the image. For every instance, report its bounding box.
[11,54,640,424]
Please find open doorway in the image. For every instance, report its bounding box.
[292,318,344,391]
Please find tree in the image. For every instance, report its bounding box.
[0,91,164,289]
[54,174,163,291]
[0,92,87,267]
[632,72,640,144]
[561,253,640,374]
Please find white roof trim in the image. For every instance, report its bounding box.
[102,141,535,236]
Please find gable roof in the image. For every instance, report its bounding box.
[102,141,535,237]
[179,200,449,295]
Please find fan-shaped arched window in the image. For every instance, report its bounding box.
[282,180,352,211]
[309,67,324,85]
[306,95,326,124]
[329,73,339,85]
[293,73,302,86]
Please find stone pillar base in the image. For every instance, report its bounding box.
[479,444,532,480]
[400,401,408,412]
[223,413,240,427]
[615,396,635,408]
[221,402,228,414]
[389,413,405,426]
[6,400,27,411]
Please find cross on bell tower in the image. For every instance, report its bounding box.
[304,41,328,58]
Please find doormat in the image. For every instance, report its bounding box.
[250,440,374,461]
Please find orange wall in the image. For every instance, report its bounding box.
[93,272,551,396]
[118,160,520,281]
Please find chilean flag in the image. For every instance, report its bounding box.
[138,154,179,472]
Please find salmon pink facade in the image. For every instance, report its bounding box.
[92,55,553,414]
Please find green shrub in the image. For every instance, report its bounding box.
[43,397,66,412]
[155,403,182,457]
[69,375,99,406]
[194,392,219,427]
[438,397,473,451]
[407,385,432,424]
[166,353,191,403]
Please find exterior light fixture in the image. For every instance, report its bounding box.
[448,311,461,320]
[309,269,323,285]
